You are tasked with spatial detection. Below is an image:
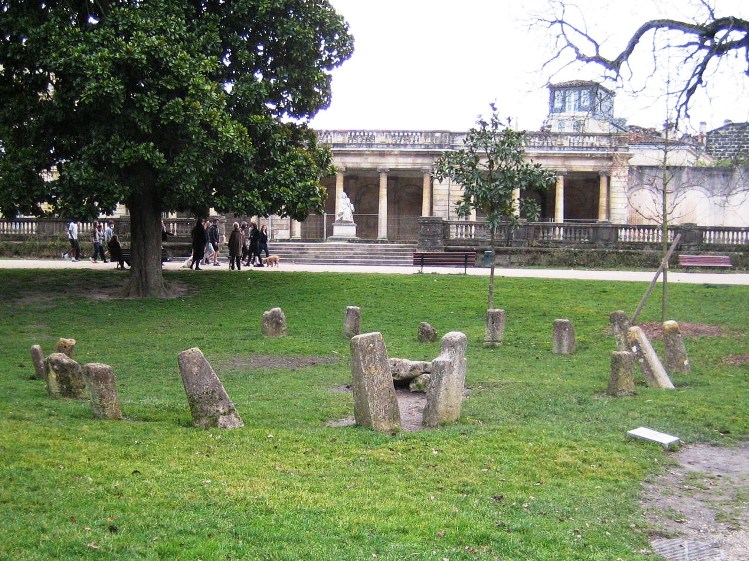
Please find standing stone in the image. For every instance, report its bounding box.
[417,322,437,343]
[54,338,76,358]
[609,310,631,352]
[261,307,287,337]
[423,331,468,427]
[45,353,87,399]
[31,345,46,380]
[177,348,244,429]
[350,332,401,433]
[83,363,122,420]
[607,351,636,396]
[626,326,675,389]
[553,319,576,354]
[343,306,361,339]
[663,321,691,374]
[484,309,506,347]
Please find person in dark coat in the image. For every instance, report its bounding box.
[190,218,207,270]
[107,234,126,269]
[248,222,260,266]
[227,222,243,270]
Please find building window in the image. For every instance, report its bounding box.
[554,90,564,111]
[580,89,591,109]
[565,90,579,112]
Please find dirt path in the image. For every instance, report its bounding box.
[642,443,749,560]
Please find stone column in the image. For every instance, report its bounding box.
[343,306,361,339]
[377,168,389,240]
[626,326,675,389]
[484,309,506,347]
[290,219,302,239]
[598,171,609,221]
[83,363,123,420]
[663,321,690,374]
[609,310,631,352]
[421,167,432,217]
[554,172,566,223]
[177,348,244,429]
[423,332,468,427]
[607,351,635,396]
[334,168,346,218]
[31,345,46,380]
[55,338,76,358]
[45,353,87,399]
[350,332,401,433]
[553,319,576,354]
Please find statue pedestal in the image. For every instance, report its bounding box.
[329,221,357,240]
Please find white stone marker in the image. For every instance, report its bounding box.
[553,319,576,354]
[627,427,681,449]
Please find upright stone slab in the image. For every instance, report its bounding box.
[45,353,87,399]
[663,321,691,374]
[350,332,401,433]
[553,319,576,354]
[54,338,76,358]
[626,326,675,389]
[607,351,636,396]
[261,307,287,337]
[83,363,123,420]
[343,306,361,339]
[484,309,506,347]
[31,345,46,380]
[609,310,631,352]
[417,322,437,343]
[423,331,467,427]
[177,348,244,429]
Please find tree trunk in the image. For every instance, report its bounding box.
[122,189,169,298]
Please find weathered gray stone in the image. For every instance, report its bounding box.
[607,351,636,397]
[417,322,437,343]
[423,331,467,427]
[484,309,505,347]
[389,358,432,382]
[54,338,76,358]
[609,310,631,352]
[177,348,244,429]
[343,306,361,339]
[261,307,287,337]
[45,352,86,399]
[627,326,675,389]
[553,319,576,354]
[409,374,431,393]
[83,363,122,420]
[31,345,46,380]
[663,321,691,374]
[350,332,401,433]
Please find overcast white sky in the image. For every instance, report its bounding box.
[309,0,749,134]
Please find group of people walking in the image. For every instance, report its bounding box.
[62,219,125,268]
[189,218,269,271]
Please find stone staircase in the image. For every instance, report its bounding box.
[267,241,416,266]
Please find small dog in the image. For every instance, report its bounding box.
[263,255,280,267]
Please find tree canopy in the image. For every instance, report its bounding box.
[0,0,353,295]
[538,0,749,125]
[435,105,556,309]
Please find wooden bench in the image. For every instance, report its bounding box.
[120,248,172,267]
[413,251,476,273]
[677,254,733,271]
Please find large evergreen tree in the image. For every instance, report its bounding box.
[0,0,353,296]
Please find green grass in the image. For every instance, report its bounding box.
[1,268,747,560]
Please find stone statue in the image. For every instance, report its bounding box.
[338,192,355,223]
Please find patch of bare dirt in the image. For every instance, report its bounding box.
[641,443,749,560]
[722,355,749,366]
[637,323,724,340]
[225,354,340,371]
[327,386,427,432]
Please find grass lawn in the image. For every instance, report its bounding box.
[1,268,747,560]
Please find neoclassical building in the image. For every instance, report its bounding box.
[268,80,746,242]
